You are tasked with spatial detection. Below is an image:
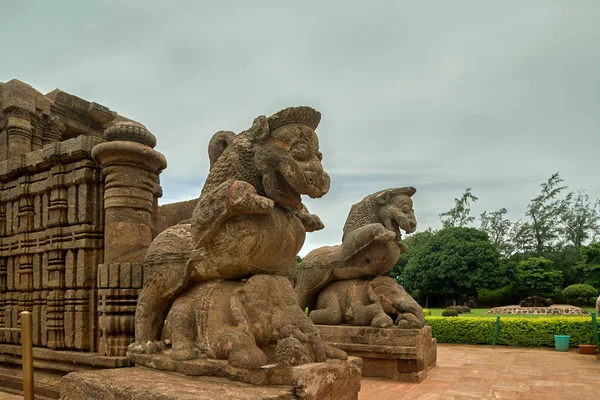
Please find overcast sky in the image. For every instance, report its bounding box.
[3,1,599,255]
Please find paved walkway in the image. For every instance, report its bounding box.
[0,345,598,399]
[359,344,600,399]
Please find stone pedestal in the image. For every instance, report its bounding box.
[61,357,362,400]
[318,325,437,383]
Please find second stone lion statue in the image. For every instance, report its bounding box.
[295,187,425,329]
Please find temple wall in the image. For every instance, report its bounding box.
[0,136,104,352]
[0,79,165,398]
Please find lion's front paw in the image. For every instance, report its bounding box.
[229,181,274,214]
[375,229,396,243]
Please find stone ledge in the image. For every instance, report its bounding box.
[0,344,131,368]
[61,358,362,400]
[0,136,102,179]
[128,352,361,388]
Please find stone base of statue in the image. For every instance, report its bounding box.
[318,325,436,383]
[60,357,362,400]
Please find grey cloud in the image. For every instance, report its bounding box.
[3,0,599,253]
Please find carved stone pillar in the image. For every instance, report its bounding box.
[44,116,66,146]
[92,122,166,356]
[92,122,166,264]
[0,258,6,332]
[46,250,66,349]
[4,100,32,158]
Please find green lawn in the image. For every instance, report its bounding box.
[427,307,597,318]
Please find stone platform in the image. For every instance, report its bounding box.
[0,343,131,399]
[318,325,436,383]
[61,357,362,400]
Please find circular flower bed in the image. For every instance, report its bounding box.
[485,305,589,315]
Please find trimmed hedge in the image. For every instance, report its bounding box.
[442,309,459,317]
[562,284,598,307]
[423,308,431,316]
[446,305,471,314]
[425,316,596,347]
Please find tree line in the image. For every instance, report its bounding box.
[387,173,600,308]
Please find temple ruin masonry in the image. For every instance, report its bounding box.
[0,79,165,397]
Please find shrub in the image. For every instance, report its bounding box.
[423,308,431,316]
[442,309,459,317]
[425,316,595,347]
[519,296,552,307]
[447,305,471,314]
[562,284,599,307]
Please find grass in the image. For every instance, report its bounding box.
[427,307,597,318]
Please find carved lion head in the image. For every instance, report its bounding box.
[373,187,417,242]
[250,107,330,210]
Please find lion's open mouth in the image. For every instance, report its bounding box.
[273,170,302,209]
[391,220,402,240]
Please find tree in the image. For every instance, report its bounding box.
[559,191,600,248]
[514,257,563,297]
[439,188,479,228]
[480,208,516,258]
[403,227,505,302]
[518,173,570,255]
[575,243,600,289]
[562,284,598,307]
[385,229,435,281]
[540,246,583,287]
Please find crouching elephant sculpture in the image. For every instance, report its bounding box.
[309,276,425,329]
[160,275,346,369]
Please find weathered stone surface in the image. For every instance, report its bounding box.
[130,107,347,371]
[157,198,198,233]
[295,188,424,329]
[318,325,436,383]
[292,357,362,400]
[60,358,361,400]
[60,367,296,400]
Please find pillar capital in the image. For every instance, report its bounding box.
[92,122,166,173]
[4,99,33,157]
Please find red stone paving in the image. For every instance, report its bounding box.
[359,344,600,400]
[1,344,598,399]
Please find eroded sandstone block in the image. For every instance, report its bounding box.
[318,325,436,383]
[61,356,362,399]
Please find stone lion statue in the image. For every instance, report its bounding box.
[129,107,347,368]
[295,187,425,328]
